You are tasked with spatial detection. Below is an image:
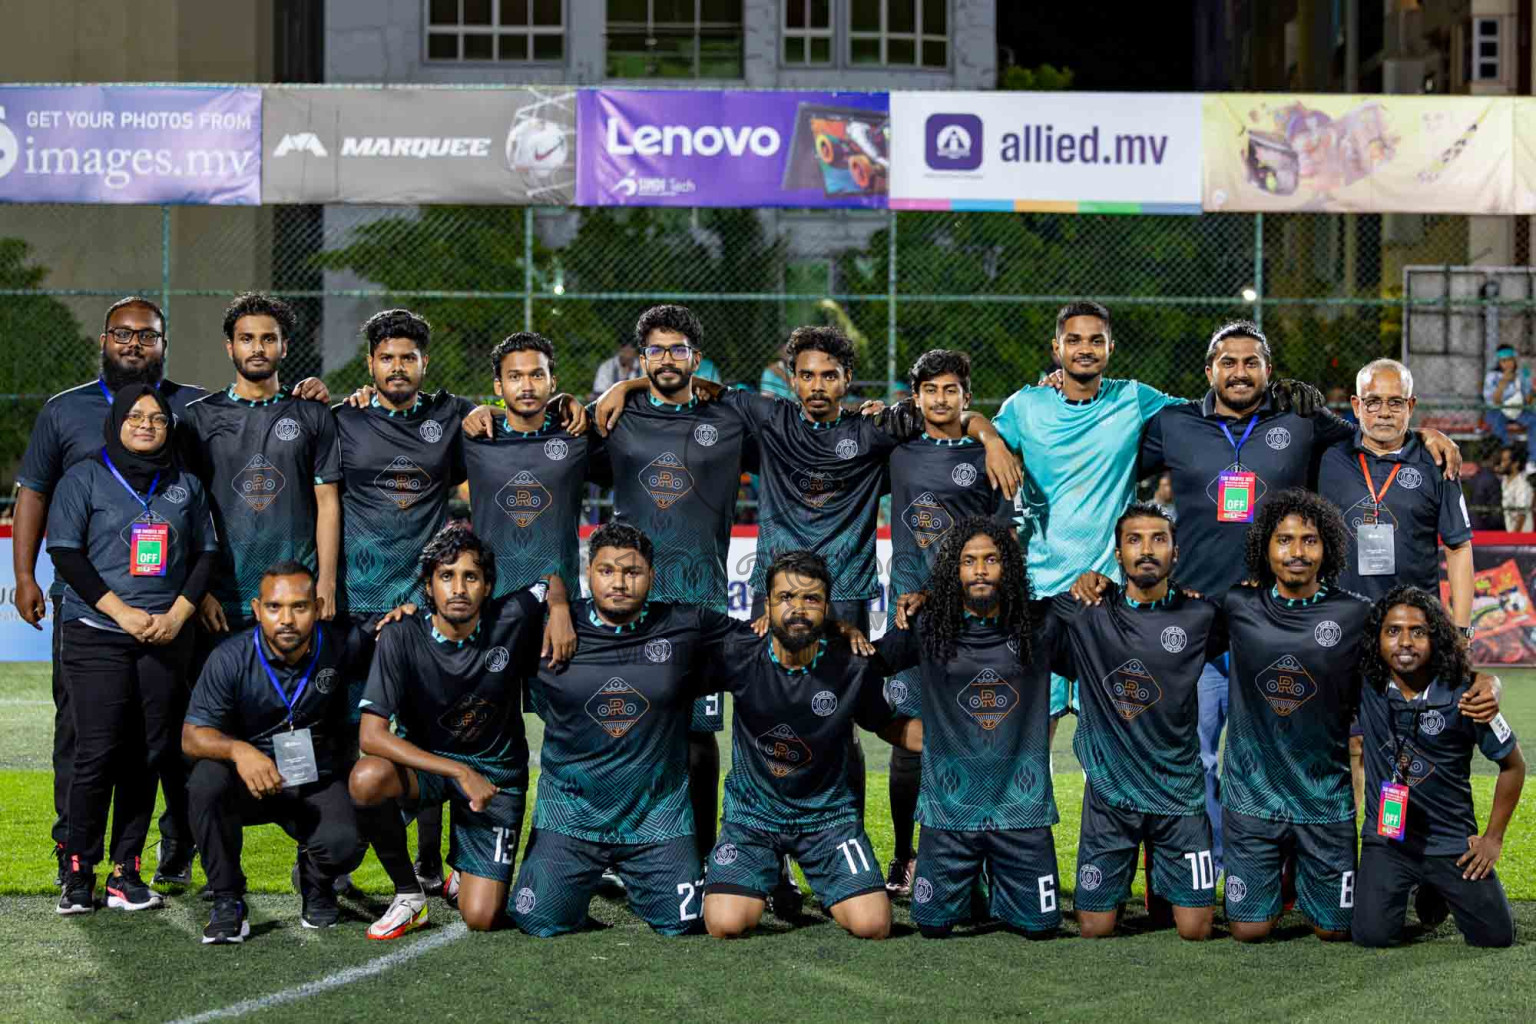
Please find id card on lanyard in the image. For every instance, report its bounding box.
[1357,453,1401,577]
[101,448,165,577]
[254,628,325,787]
[1216,416,1259,523]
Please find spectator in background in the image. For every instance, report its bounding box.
[1483,345,1536,474]
[1495,446,1533,531]
[1152,471,1177,519]
[758,342,796,401]
[1462,443,1507,531]
[1326,384,1357,425]
[590,340,641,399]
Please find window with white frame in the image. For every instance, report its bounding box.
[849,0,947,68]
[425,0,564,62]
[784,1,833,66]
[607,0,744,79]
[1472,17,1500,82]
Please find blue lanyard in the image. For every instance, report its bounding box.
[100,448,160,516]
[98,379,163,404]
[253,628,324,727]
[1220,415,1259,463]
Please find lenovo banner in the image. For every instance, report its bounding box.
[576,89,889,208]
[262,87,576,204]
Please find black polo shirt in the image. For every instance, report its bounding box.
[1316,431,1472,602]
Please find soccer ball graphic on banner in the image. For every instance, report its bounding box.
[506,116,568,186]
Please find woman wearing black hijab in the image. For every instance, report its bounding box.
[46,385,218,915]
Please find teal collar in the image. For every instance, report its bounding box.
[587,603,651,633]
[1124,589,1175,610]
[799,409,844,430]
[769,636,827,675]
[648,392,698,412]
[963,608,999,624]
[921,431,973,446]
[500,413,553,438]
[1270,584,1328,607]
[225,384,287,407]
[430,616,482,648]
[371,392,424,417]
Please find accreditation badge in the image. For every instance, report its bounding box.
[129,520,170,577]
[1216,471,1257,523]
[273,727,319,787]
[1357,522,1396,576]
[1377,781,1410,840]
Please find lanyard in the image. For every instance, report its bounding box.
[100,448,160,515]
[1358,453,1402,506]
[253,627,324,728]
[1220,415,1258,463]
[98,379,163,404]
[1385,694,1452,784]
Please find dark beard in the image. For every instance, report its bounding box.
[100,349,165,390]
[770,619,822,653]
[437,602,479,626]
[650,368,692,399]
[234,354,278,383]
[380,377,419,405]
[1128,563,1168,589]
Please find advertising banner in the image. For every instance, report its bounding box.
[0,86,260,204]
[576,89,889,208]
[1446,543,1536,667]
[888,91,1202,213]
[263,87,576,204]
[1203,93,1515,214]
[0,535,54,661]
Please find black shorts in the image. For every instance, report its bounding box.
[704,820,885,910]
[511,830,704,937]
[1075,782,1215,912]
[1222,807,1356,932]
[910,826,1061,934]
[1353,840,1516,948]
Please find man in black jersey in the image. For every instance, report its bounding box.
[1354,587,1521,948]
[350,524,568,935]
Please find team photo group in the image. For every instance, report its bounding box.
[14,290,1525,951]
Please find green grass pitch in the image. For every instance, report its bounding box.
[2,662,1535,1023]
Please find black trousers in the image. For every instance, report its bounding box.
[1353,840,1516,948]
[60,621,193,868]
[188,759,367,895]
[50,596,70,847]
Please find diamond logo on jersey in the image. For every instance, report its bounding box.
[902,491,954,550]
[586,677,651,739]
[486,646,511,673]
[1206,464,1267,509]
[713,843,739,866]
[958,668,1018,730]
[1102,659,1163,722]
[374,456,432,510]
[313,668,337,696]
[1255,654,1318,716]
[1343,498,1399,537]
[164,484,189,505]
[417,419,443,444]
[693,423,718,447]
[811,690,838,717]
[835,438,859,460]
[1226,876,1248,903]
[1314,620,1342,648]
[1265,426,1291,450]
[118,510,177,550]
[233,454,286,512]
[1161,626,1188,653]
[438,693,503,744]
[273,417,302,442]
[543,438,568,461]
[495,470,551,528]
[951,463,978,487]
[640,452,694,509]
[1420,709,1446,736]
[645,638,673,663]
[514,887,537,914]
[1078,865,1103,891]
[1397,466,1423,490]
[755,723,813,777]
[795,467,843,509]
[1380,739,1437,785]
[912,877,934,904]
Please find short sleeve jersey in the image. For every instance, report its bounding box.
[180,389,343,620]
[334,391,475,614]
[874,607,1057,831]
[1140,397,1357,599]
[1316,432,1473,602]
[525,601,743,844]
[592,391,751,609]
[462,417,593,600]
[717,633,898,833]
[717,389,907,602]
[992,380,1184,597]
[1220,585,1372,824]
[887,435,1012,597]
[45,461,218,629]
[1048,588,1226,816]
[1358,678,1518,856]
[359,589,546,792]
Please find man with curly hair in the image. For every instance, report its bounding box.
[1353,586,1522,948]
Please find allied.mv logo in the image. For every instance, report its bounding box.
[958,667,1018,731]
[1102,659,1163,722]
[375,456,431,510]
[693,423,718,447]
[495,470,551,527]
[273,418,302,442]
[418,419,443,444]
[640,452,694,509]
[1160,626,1187,653]
[1254,654,1318,716]
[234,454,285,512]
[586,677,651,738]
[645,638,673,664]
[1314,620,1342,648]
[1265,426,1291,450]
[543,438,568,461]
[902,491,954,550]
[951,463,978,488]
[756,723,813,777]
[811,690,838,717]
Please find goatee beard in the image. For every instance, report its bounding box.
[100,351,165,390]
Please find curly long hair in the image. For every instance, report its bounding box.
[1243,488,1349,588]
[416,522,497,612]
[920,515,1032,664]
[1358,585,1470,694]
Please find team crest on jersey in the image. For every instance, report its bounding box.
[958,668,1018,731]
[495,470,551,528]
[640,452,694,510]
[163,484,189,505]
[1265,426,1291,450]
[514,887,537,914]
[273,417,302,442]
[693,423,719,447]
[1379,739,1437,786]
[485,646,511,673]
[1343,499,1398,538]
[312,668,337,696]
[885,679,909,707]
[1397,466,1423,490]
[543,438,568,461]
[1225,876,1248,903]
[1161,626,1188,653]
[1419,709,1446,736]
[951,463,978,487]
[418,419,443,444]
[437,694,503,745]
[811,690,838,717]
[645,638,673,664]
[795,467,843,509]
[1078,865,1103,891]
[1102,659,1163,722]
[1314,620,1342,648]
[902,491,954,550]
[233,454,286,512]
[118,510,177,550]
[374,456,431,510]
[586,678,651,738]
[835,438,859,460]
[713,843,739,866]
[912,877,934,904]
[755,723,813,777]
[1254,654,1318,716]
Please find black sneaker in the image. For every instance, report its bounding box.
[767,855,803,920]
[884,857,915,897]
[413,856,445,896]
[56,856,94,916]
[1414,884,1450,929]
[298,852,341,929]
[154,838,195,886]
[203,893,250,944]
[53,843,66,888]
[105,858,163,911]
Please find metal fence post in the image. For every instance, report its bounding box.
[1253,212,1264,330]
[161,204,171,318]
[524,206,534,332]
[887,208,898,394]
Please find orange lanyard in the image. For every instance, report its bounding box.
[1359,453,1402,509]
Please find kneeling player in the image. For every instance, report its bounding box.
[876,518,1063,938]
[1353,587,1522,948]
[350,525,565,935]
[1060,504,1223,940]
[703,551,922,940]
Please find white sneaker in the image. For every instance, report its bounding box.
[367,893,428,941]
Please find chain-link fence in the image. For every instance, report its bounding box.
[0,203,1511,513]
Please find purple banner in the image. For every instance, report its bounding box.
[0,86,260,205]
[577,89,888,208]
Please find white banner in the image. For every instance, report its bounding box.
[0,538,55,661]
[889,91,1203,213]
